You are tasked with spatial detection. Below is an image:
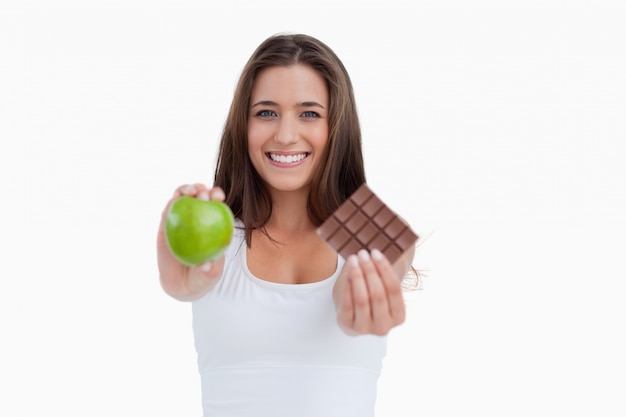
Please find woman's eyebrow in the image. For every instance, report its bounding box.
[251,100,278,108]
[298,101,325,109]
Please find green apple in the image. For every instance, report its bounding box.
[165,196,235,266]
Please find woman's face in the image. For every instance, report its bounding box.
[247,64,329,195]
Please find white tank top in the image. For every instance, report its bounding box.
[192,223,387,417]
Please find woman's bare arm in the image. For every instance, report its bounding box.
[157,184,227,302]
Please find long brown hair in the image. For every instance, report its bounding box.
[214,33,365,246]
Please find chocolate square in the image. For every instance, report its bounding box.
[356,222,378,245]
[316,183,418,264]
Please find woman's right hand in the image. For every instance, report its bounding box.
[157,184,227,301]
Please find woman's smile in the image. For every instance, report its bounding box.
[266,151,311,167]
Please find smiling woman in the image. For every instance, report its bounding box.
[156,33,417,417]
[213,35,366,240]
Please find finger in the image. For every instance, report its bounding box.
[349,253,372,333]
[175,183,195,196]
[175,183,210,197]
[337,258,356,330]
[358,249,392,335]
[192,183,210,195]
[192,259,220,281]
[200,186,226,202]
[372,249,406,325]
[199,261,212,273]
[197,190,210,200]
[209,187,226,202]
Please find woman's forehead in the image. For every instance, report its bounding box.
[251,65,328,105]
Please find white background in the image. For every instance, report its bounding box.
[1,1,625,416]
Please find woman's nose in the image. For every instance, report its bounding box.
[274,117,298,144]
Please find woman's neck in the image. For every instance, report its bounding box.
[266,187,314,234]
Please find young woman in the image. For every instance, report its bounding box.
[157,33,416,417]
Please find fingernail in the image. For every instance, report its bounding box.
[371,249,384,261]
[198,191,209,201]
[349,255,359,267]
[212,188,225,200]
[358,249,370,262]
[183,185,194,194]
[200,262,212,272]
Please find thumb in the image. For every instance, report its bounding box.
[198,261,213,274]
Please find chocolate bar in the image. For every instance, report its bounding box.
[316,184,418,264]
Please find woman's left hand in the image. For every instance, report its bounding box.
[334,248,411,336]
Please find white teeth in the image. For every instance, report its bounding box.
[269,153,306,163]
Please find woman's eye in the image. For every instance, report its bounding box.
[301,111,320,118]
[256,110,277,117]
